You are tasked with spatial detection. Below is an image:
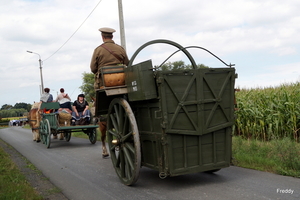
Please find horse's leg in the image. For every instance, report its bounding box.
[34,129,40,143]
[99,121,109,157]
[32,129,36,141]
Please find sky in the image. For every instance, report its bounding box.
[1,0,300,107]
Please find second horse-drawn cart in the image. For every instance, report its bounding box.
[95,39,237,185]
[38,102,98,148]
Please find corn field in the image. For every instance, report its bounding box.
[234,82,300,142]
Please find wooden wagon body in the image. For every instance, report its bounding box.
[95,40,237,185]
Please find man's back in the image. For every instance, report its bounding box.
[90,39,129,74]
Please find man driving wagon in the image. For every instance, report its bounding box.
[90,27,129,89]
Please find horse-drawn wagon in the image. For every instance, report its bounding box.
[95,39,237,185]
[29,102,98,148]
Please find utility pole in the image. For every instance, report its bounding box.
[118,0,126,51]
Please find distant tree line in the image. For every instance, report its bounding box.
[0,102,32,118]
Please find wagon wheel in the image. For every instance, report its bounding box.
[64,130,71,142]
[39,119,51,148]
[39,120,46,144]
[107,98,141,186]
[88,128,97,144]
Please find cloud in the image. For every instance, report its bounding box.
[0,0,299,107]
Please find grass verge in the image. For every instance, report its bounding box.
[0,127,68,200]
[0,143,42,200]
[232,136,300,178]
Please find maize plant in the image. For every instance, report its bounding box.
[234,82,300,142]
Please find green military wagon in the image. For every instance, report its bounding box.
[95,39,237,185]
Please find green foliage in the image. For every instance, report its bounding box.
[161,61,189,70]
[71,129,101,141]
[0,108,27,118]
[159,61,209,71]
[14,102,32,111]
[1,104,13,110]
[232,137,300,177]
[188,63,209,69]
[79,72,95,102]
[1,103,31,111]
[234,82,300,142]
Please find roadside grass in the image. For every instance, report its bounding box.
[72,131,90,139]
[232,136,300,178]
[0,143,42,200]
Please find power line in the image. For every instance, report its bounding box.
[44,0,103,62]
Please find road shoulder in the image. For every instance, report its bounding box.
[0,138,68,200]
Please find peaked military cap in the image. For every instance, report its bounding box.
[98,27,116,34]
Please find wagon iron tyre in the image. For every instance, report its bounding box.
[88,128,97,144]
[64,130,71,142]
[107,98,141,186]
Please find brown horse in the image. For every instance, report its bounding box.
[28,102,42,142]
[91,97,109,157]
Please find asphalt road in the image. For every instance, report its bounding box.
[0,126,299,200]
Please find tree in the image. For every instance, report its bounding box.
[79,72,95,102]
[187,63,209,69]
[159,61,208,71]
[0,108,27,118]
[1,104,13,110]
[14,102,32,112]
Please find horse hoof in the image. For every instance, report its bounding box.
[102,153,109,158]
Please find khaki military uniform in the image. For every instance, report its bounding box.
[90,40,129,89]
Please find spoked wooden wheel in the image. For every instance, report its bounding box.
[39,119,51,148]
[88,128,97,144]
[107,98,141,186]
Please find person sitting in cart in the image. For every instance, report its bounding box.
[90,27,129,89]
[71,94,91,125]
[40,87,53,103]
[55,88,72,111]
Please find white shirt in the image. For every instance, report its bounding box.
[55,93,71,104]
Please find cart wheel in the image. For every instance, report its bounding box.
[64,130,71,142]
[107,98,141,186]
[88,128,97,144]
[39,121,45,144]
[40,119,51,148]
